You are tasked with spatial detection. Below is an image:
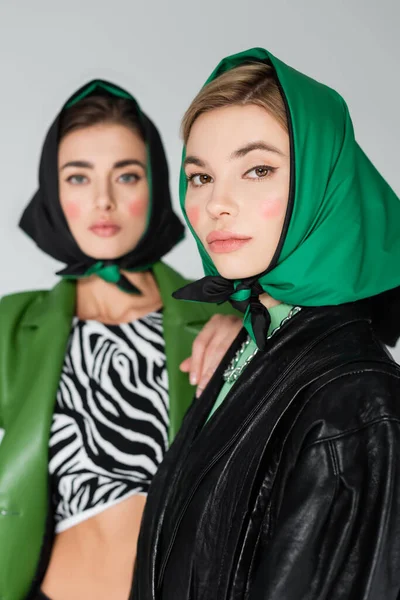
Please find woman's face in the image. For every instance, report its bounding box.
[58,123,149,259]
[184,104,290,280]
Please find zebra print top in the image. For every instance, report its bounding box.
[48,311,169,533]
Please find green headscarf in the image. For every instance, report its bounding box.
[174,47,400,349]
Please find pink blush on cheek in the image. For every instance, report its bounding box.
[129,197,148,217]
[260,198,285,219]
[186,205,200,228]
[63,202,81,220]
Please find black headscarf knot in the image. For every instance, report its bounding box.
[173,275,272,350]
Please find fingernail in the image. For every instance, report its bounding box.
[190,373,197,385]
[196,387,203,398]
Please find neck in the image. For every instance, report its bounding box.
[75,270,162,324]
[259,292,281,310]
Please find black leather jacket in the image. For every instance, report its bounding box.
[133,304,400,599]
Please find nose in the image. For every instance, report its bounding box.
[206,182,238,220]
[95,178,115,212]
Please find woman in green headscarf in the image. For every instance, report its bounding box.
[133,48,400,599]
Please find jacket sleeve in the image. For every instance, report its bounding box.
[249,419,400,600]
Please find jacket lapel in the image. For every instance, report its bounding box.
[1,278,75,458]
[0,280,75,599]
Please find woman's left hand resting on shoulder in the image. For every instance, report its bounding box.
[181,314,242,397]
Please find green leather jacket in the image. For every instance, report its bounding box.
[0,262,236,600]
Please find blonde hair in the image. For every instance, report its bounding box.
[181,63,288,144]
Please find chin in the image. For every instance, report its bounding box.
[78,241,137,261]
[213,256,264,281]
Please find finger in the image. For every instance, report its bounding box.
[189,318,218,385]
[197,318,242,395]
[197,339,227,394]
[199,318,242,383]
[179,357,192,373]
[196,369,213,398]
[196,385,205,398]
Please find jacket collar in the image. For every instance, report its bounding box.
[20,278,76,328]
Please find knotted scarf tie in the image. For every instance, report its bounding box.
[59,261,148,294]
[173,276,271,350]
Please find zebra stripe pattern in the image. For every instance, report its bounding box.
[48,311,169,532]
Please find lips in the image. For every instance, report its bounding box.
[206,230,252,254]
[89,222,121,238]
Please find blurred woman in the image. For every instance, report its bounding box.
[0,79,240,600]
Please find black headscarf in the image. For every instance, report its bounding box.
[19,80,185,293]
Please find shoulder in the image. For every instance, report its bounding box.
[153,261,190,291]
[0,280,75,334]
[278,365,400,509]
[0,289,47,328]
[296,361,400,447]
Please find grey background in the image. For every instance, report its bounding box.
[0,0,399,362]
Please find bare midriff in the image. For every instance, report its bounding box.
[41,494,147,600]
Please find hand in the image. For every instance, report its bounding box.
[180,314,242,398]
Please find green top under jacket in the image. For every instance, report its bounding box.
[0,261,236,600]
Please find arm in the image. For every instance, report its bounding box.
[249,419,400,599]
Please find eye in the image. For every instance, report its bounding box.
[186,173,213,187]
[66,174,88,185]
[244,166,275,180]
[117,173,141,184]
[67,175,89,185]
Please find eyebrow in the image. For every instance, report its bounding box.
[183,155,206,169]
[183,141,286,170]
[231,141,286,159]
[61,160,92,170]
[60,159,146,171]
[114,159,146,170]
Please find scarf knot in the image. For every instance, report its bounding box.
[173,275,271,350]
[58,261,141,294]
